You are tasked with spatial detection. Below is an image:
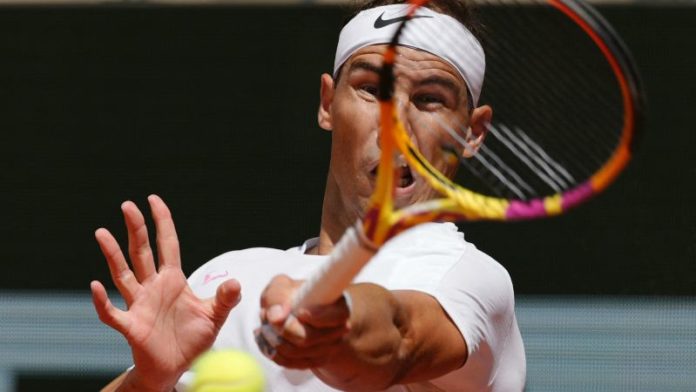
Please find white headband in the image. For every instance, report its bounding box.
[333,4,485,107]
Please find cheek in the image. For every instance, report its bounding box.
[330,133,360,171]
[336,96,379,129]
[331,95,380,159]
[423,147,455,179]
[411,114,465,173]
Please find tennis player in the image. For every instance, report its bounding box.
[93,1,526,391]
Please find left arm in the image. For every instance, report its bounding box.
[258,276,467,391]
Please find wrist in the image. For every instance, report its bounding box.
[118,368,180,392]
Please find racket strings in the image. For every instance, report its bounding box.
[478,2,623,198]
[484,9,618,113]
[429,113,535,199]
[398,4,591,200]
[485,124,570,193]
[513,127,576,185]
[390,0,630,204]
[479,1,624,172]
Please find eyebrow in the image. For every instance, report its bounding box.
[417,76,469,109]
[347,60,382,75]
[416,76,461,98]
[416,76,474,113]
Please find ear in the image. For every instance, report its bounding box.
[317,73,335,131]
[461,104,493,158]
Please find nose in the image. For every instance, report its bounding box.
[392,91,416,139]
[375,91,415,152]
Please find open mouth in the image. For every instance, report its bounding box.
[397,164,415,188]
[370,162,415,189]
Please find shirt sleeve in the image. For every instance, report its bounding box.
[355,223,519,390]
[435,245,516,359]
[430,249,518,390]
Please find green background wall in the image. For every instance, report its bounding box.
[1,4,694,295]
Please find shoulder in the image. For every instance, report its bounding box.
[424,231,524,390]
[355,223,464,287]
[378,223,517,343]
[445,241,514,305]
[434,239,519,360]
[360,223,511,295]
[375,224,522,388]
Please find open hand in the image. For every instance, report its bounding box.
[90,195,241,391]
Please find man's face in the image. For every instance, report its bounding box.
[318,45,491,221]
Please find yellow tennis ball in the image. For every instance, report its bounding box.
[190,349,265,392]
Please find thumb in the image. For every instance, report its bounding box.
[210,279,242,327]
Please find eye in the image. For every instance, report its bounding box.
[359,84,379,97]
[414,93,447,110]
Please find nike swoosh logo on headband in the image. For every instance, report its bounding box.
[374,12,433,29]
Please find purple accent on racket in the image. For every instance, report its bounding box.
[506,199,547,220]
[562,182,595,210]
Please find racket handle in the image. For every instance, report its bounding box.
[292,222,376,310]
[255,223,377,358]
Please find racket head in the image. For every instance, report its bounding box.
[359,0,645,245]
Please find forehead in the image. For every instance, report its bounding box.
[344,44,465,83]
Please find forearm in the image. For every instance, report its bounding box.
[260,276,466,389]
[311,283,468,391]
[312,283,412,391]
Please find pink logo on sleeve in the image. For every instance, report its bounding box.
[203,270,229,285]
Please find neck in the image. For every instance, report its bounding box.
[313,173,358,255]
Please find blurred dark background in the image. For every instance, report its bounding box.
[1,3,693,295]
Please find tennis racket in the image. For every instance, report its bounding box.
[258,0,644,349]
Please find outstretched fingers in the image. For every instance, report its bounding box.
[147,195,181,270]
[90,280,131,335]
[122,201,157,282]
[95,227,139,304]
